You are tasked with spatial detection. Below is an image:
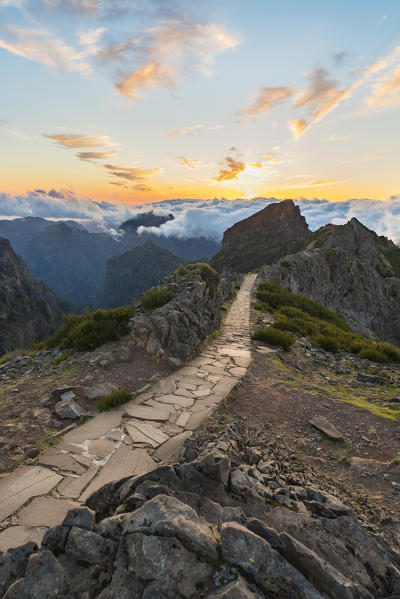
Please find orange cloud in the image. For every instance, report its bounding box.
[113,20,240,100]
[288,118,309,138]
[168,125,203,137]
[242,86,295,117]
[293,68,349,121]
[213,155,245,181]
[104,163,162,191]
[45,133,115,148]
[365,63,400,109]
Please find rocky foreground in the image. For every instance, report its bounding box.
[1,416,399,598]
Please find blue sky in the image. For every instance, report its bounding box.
[1,0,399,207]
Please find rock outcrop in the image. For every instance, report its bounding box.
[0,237,71,355]
[211,200,310,273]
[2,416,399,597]
[99,242,184,309]
[129,268,235,363]
[259,218,400,346]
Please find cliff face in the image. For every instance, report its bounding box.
[0,238,71,354]
[259,218,400,345]
[211,199,310,273]
[99,242,185,309]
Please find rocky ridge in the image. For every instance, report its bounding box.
[0,237,71,355]
[211,200,310,273]
[1,416,399,598]
[129,268,236,363]
[258,218,400,346]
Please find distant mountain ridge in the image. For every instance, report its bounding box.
[99,242,185,309]
[0,215,220,309]
[0,237,71,355]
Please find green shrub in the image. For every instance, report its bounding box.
[97,389,132,411]
[280,260,291,268]
[178,263,220,297]
[141,286,173,310]
[255,279,400,363]
[33,306,134,352]
[252,326,295,351]
[358,347,388,363]
[312,334,339,353]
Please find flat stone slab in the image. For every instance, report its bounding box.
[185,408,214,431]
[175,412,190,427]
[126,419,169,445]
[229,366,247,377]
[310,416,345,441]
[87,439,116,458]
[151,377,176,394]
[80,445,156,502]
[154,431,192,462]
[58,464,99,499]
[60,412,122,446]
[155,394,194,409]
[0,525,48,553]
[38,450,86,474]
[123,404,170,421]
[0,466,62,523]
[18,497,79,527]
[212,377,237,399]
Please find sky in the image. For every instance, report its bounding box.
[0,0,400,218]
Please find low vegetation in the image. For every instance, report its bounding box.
[255,280,400,363]
[97,388,132,411]
[33,306,134,353]
[141,286,174,310]
[177,262,220,297]
[252,326,295,351]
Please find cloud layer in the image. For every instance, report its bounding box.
[0,190,399,243]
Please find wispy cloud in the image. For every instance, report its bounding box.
[168,125,203,137]
[78,27,107,47]
[0,25,92,73]
[76,150,118,162]
[242,86,295,118]
[113,20,240,100]
[288,118,309,138]
[103,163,162,191]
[293,68,349,121]
[177,156,200,168]
[45,133,115,148]
[364,62,400,109]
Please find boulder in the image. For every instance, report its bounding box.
[54,398,83,420]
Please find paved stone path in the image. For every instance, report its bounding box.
[0,274,256,553]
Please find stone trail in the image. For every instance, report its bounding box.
[0,274,257,553]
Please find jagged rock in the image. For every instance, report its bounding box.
[206,575,263,598]
[54,397,84,420]
[62,507,95,531]
[123,494,219,561]
[0,542,37,597]
[3,416,400,598]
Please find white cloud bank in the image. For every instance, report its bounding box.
[0,189,399,242]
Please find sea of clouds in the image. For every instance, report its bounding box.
[0,189,399,242]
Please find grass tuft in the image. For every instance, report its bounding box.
[141,286,173,310]
[97,388,132,411]
[252,326,295,351]
[177,262,220,297]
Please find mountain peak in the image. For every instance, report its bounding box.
[211,199,310,272]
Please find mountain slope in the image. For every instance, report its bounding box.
[211,199,310,272]
[0,237,71,354]
[260,218,400,346]
[99,242,185,308]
